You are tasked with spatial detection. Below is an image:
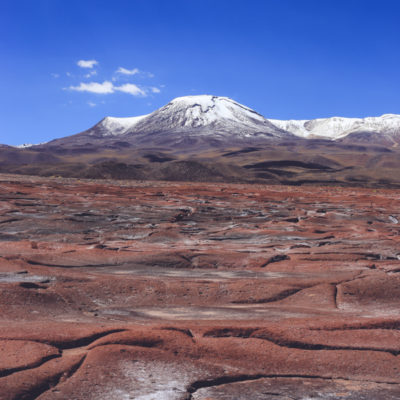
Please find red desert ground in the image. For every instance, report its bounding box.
[1,173,400,399]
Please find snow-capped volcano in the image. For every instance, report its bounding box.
[137,95,273,130]
[167,95,266,127]
[123,95,287,139]
[44,95,290,149]
[93,95,285,139]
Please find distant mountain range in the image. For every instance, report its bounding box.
[23,95,400,148]
[2,95,400,187]
[38,95,291,150]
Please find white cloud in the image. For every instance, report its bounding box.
[151,87,161,93]
[85,70,97,78]
[88,101,97,107]
[68,81,146,96]
[77,59,98,69]
[69,81,114,94]
[116,67,140,75]
[51,73,60,78]
[66,72,72,77]
[115,83,146,96]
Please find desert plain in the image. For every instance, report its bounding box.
[1,173,400,399]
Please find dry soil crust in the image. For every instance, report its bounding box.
[0,174,400,399]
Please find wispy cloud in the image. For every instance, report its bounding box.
[115,83,146,96]
[63,60,160,99]
[51,73,60,78]
[69,81,114,94]
[88,101,97,107]
[77,59,98,69]
[85,70,97,78]
[116,67,139,75]
[69,81,147,96]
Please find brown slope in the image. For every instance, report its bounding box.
[1,133,400,187]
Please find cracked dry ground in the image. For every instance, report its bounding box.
[0,174,400,399]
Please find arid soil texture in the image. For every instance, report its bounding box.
[1,174,400,399]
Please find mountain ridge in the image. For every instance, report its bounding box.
[39,95,292,150]
[11,95,400,148]
[2,94,400,188]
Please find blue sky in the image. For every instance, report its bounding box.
[1,0,400,145]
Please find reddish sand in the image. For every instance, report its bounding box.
[0,174,400,399]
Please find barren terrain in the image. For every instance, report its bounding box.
[1,173,400,399]
[3,138,400,188]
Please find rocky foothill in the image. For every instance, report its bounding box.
[0,173,400,399]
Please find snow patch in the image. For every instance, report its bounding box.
[269,114,400,140]
[99,115,148,136]
[14,141,48,148]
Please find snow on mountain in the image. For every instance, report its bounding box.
[99,115,148,136]
[14,141,48,149]
[15,143,36,149]
[269,114,400,140]
[157,95,267,128]
[40,95,290,149]
[97,96,400,143]
[30,95,400,149]
[125,95,286,138]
